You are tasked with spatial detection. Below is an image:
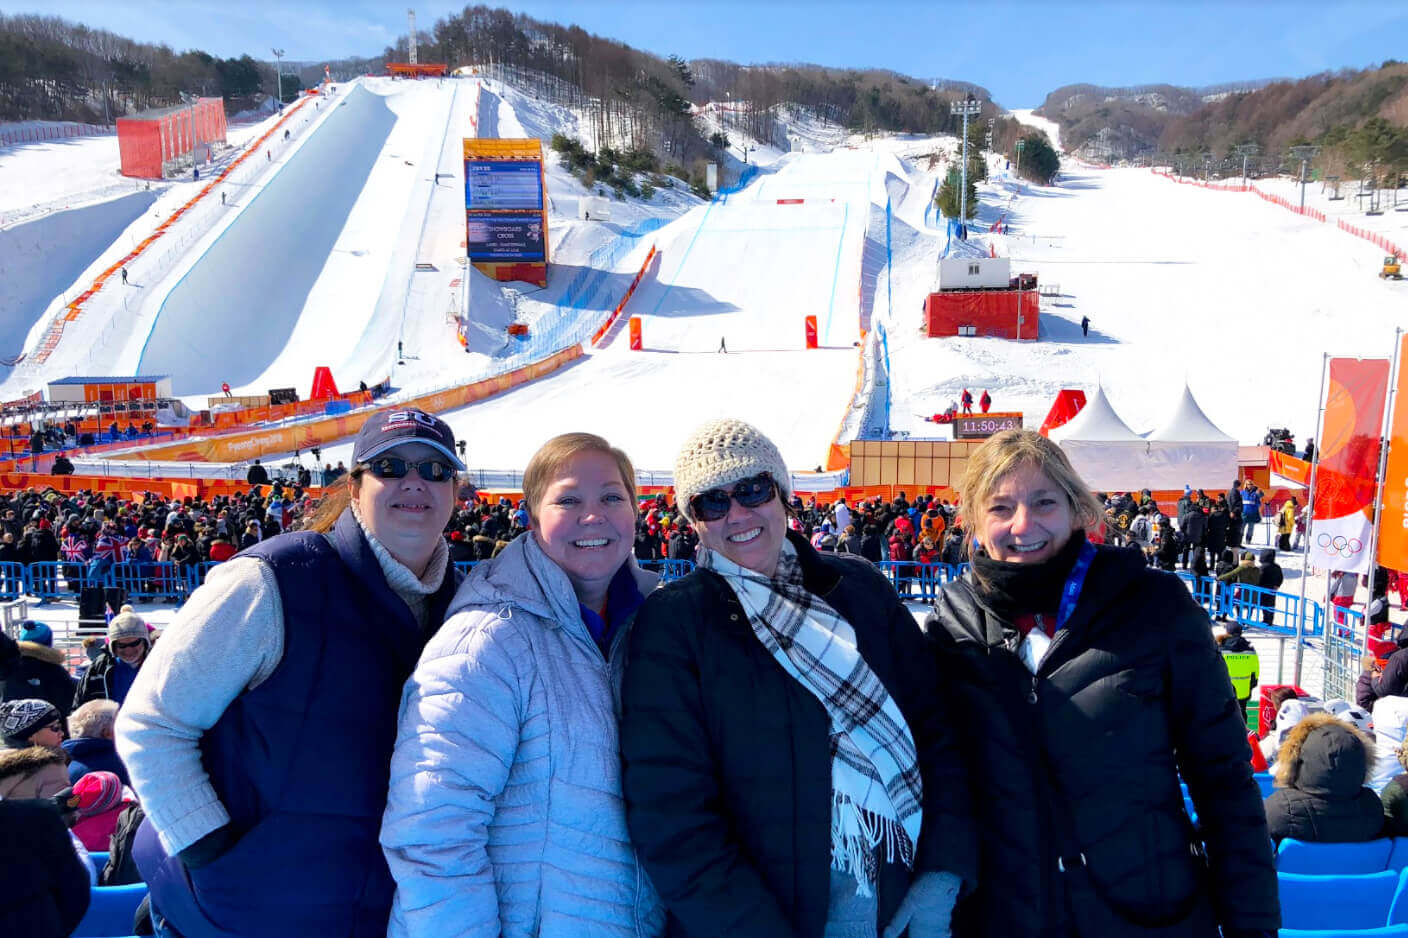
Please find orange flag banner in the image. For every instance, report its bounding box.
[1379,335,1408,570]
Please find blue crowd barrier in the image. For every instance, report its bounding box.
[638,558,695,583]
[110,561,190,603]
[23,561,69,599]
[1174,571,1322,638]
[875,561,960,600]
[0,561,25,600]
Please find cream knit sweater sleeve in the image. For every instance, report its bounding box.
[115,556,285,855]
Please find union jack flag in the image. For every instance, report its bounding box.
[60,534,89,562]
[92,535,124,562]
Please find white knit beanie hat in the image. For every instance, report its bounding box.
[106,604,148,644]
[674,418,791,522]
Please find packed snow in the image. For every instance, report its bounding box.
[1,71,1403,476]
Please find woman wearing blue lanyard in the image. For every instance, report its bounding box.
[925,430,1278,938]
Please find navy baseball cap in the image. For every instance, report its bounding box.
[353,409,465,470]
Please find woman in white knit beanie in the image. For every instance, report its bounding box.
[72,604,150,709]
[620,418,976,938]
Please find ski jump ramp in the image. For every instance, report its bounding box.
[137,85,398,394]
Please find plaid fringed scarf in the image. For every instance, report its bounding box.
[699,541,923,896]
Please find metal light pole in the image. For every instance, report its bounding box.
[179,92,200,172]
[1015,138,1025,178]
[272,48,286,114]
[1289,145,1320,210]
[1236,143,1259,188]
[950,95,982,231]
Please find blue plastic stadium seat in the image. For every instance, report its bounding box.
[1254,772,1276,798]
[1280,927,1408,938]
[1390,839,1408,872]
[88,850,109,870]
[1279,870,1402,930]
[71,882,147,938]
[1279,838,1395,874]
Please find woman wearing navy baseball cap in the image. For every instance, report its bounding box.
[116,407,465,938]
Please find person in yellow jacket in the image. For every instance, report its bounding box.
[1277,497,1298,552]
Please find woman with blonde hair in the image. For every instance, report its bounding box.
[924,429,1278,938]
[382,432,664,938]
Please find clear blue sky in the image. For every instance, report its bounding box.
[28,1,1408,107]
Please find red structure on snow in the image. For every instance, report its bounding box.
[117,98,227,179]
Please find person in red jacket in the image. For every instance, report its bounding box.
[961,389,974,414]
[979,390,992,414]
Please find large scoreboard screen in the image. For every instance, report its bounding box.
[465,160,544,211]
[466,213,545,261]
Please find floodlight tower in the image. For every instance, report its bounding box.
[1289,145,1321,209]
[1236,143,1260,188]
[271,48,285,113]
[1015,138,1025,177]
[408,9,418,65]
[950,94,982,230]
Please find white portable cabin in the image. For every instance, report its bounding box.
[937,256,1011,291]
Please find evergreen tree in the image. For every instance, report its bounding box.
[1014,133,1060,185]
[936,167,978,220]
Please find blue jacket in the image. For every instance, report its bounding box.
[381,533,664,938]
[1241,488,1262,519]
[62,736,130,787]
[143,510,459,938]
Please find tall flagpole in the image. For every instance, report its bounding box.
[1361,329,1404,660]
[1294,352,1329,687]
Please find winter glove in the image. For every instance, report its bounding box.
[882,870,961,938]
[177,824,236,870]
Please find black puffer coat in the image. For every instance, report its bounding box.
[622,531,977,938]
[1264,713,1384,844]
[925,544,1278,938]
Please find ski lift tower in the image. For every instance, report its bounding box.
[1236,143,1259,187]
[1288,145,1320,210]
[950,94,982,230]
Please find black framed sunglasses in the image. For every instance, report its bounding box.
[689,473,778,523]
[364,456,456,483]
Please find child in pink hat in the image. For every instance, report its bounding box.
[69,770,135,850]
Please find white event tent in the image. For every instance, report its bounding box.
[1048,385,1238,491]
[1047,386,1148,491]
[1143,385,1239,490]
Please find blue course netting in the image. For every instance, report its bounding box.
[513,216,669,361]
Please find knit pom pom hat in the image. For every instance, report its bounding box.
[673,418,791,522]
[72,770,124,817]
[0,698,60,748]
[106,605,148,644]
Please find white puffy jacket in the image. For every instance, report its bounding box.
[381,533,665,938]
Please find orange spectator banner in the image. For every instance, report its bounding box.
[1378,334,1408,571]
[1312,357,1391,574]
[1267,449,1312,487]
[131,346,582,463]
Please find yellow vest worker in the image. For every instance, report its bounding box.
[1222,650,1259,704]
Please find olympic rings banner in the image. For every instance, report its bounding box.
[1378,335,1408,572]
[1313,357,1391,574]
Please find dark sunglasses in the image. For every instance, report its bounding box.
[364,456,456,483]
[112,639,145,651]
[689,473,778,523]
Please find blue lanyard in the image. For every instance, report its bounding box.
[1056,540,1097,631]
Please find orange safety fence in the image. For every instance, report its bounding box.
[0,473,320,501]
[591,245,656,347]
[131,346,583,463]
[31,96,316,364]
